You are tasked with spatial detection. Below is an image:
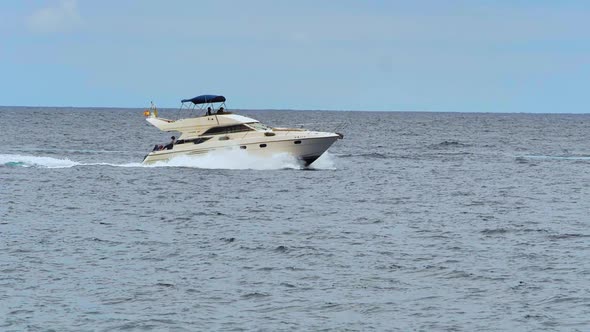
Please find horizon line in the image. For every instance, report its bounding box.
[0,105,588,115]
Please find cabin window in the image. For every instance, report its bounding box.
[193,137,211,144]
[174,137,211,145]
[248,122,271,131]
[259,144,267,148]
[294,140,302,144]
[240,146,247,149]
[202,124,253,136]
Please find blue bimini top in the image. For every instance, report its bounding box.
[181,95,226,105]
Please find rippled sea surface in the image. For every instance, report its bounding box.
[1,107,589,331]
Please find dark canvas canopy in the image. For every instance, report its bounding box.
[181,95,226,105]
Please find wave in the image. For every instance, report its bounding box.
[520,155,590,161]
[0,150,337,170]
[337,152,388,159]
[429,141,471,149]
[0,154,80,168]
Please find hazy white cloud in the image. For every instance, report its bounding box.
[26,0,81,33]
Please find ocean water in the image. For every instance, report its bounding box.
[1,107,589,331]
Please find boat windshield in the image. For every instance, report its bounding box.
[248,122,271,131]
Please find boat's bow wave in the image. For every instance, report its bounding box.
[0,151,336,170]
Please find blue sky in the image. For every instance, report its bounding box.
[1,0,588,112]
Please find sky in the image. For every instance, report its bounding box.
[0,0,588,112]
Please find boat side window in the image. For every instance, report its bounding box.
[202,124,253,135]
[174,137,212,145]
[192,137,212,144]
[247,122,271,131]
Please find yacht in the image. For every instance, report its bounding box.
[142,95,342,165]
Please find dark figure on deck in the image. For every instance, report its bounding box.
[207,107,212,115]
[165,136,176,150]
[217,107,225,114]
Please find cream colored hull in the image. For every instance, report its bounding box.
[143,132,339,166]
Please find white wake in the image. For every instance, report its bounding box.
[0,154,80,168]
[0,150,337,170]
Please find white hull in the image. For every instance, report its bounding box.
[143,132,339,166]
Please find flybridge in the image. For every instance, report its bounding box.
[143,94,228,119]
[179,94,227,116]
